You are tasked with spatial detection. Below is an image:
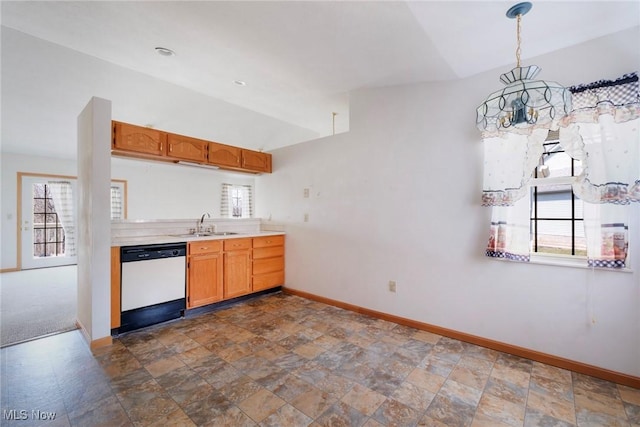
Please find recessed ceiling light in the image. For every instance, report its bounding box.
[233,80,247,86]
[155,47,175,57]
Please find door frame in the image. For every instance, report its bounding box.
[18,172,77,270]
[16,172,128,270]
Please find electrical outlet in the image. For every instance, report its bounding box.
[304,213,309,222]
[303,188,310,198]
[388,280,396,293]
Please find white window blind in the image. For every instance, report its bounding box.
[110,186,122,220]
[221,183,253,218]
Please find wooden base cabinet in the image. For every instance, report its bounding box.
[223,238,252,299]
[252,235,285,291]
[187,240,223,308]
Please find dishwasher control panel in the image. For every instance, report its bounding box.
[121,243,186,262]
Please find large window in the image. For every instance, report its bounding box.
[530,133,586,257]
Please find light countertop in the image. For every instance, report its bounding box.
[112,231,285,247]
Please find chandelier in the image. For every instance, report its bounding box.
[476,2,572,133]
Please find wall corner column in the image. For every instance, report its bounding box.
[77,97,112,344]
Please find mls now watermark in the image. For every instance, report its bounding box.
[3,409,57,421]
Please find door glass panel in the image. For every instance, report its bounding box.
[31,183,66,259]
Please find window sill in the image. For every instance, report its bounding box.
[492,253,633,273]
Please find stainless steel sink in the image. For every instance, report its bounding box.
[169,232,239,238]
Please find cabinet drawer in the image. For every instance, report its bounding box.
[253,246,284,259]
[224,238,252,251]
[253,271,285,291]
[253,235,285,248]
[253,256,284,275]
[188,240,222,255]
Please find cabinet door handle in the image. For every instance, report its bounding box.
[201,247,208,250]
[160,142,163,151]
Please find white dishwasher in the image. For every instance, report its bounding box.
[120,243,186,333]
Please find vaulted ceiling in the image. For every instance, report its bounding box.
[2,1,639,159]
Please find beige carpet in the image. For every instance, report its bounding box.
[0,265,77,347]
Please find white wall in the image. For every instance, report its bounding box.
[111,157,255,220]
[0,154,256,270]
[255,27,640,376]
[0,153,77,270]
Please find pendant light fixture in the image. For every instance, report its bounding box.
[476,2,571,133]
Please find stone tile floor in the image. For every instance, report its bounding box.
[1,292,639,426]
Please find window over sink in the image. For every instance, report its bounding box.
[221,183,253,218]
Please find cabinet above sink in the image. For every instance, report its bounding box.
[111,121,272,174]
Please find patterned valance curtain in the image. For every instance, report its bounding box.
[559,73,640,204]
[481,72,639,268]
[481,129,548,206]
[559,72,639,268]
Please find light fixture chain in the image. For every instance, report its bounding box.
[516,13,522,68]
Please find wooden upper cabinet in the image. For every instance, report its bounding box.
[242,150,272,173]
[208,142,242,168]
[112,121,167,156]
[111,120,272,173]
[167,134,208,163]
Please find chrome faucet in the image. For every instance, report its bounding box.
[197,212,210,233]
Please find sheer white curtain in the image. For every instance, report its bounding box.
[485,194,531,261]
[482,127,549,262]
[558,72,639,268]
[482,129,548,206]
[47,180,76,257]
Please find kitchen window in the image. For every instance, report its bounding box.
[110,181,127,220]
[221,183,253,218]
